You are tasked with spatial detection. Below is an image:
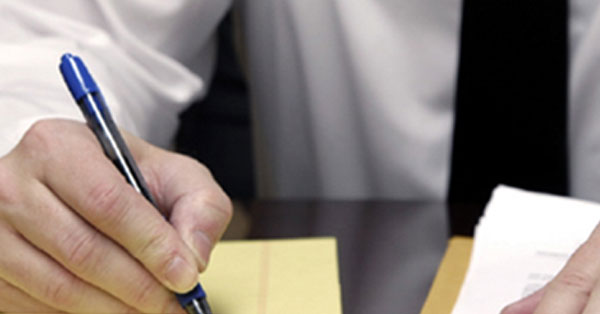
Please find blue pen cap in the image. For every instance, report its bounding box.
[59,53,99,101]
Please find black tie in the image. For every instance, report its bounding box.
[448,1,569,234]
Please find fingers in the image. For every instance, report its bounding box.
[0,277,60,313]
[0,223,134,313]
[136,150,232,270]
[501,288,544,314]
[3,119,224,313]
[41,146,199,293]
[531,227,600,314]
[6,179,182,313]
[13,120,199,293]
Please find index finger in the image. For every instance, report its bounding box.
[40,137,200,294]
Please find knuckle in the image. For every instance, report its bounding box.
[217,191,233,218]
[43,277,78,309]
[178,190,232,240]
[172,154,232,218]
[191,158,212,177]
[174,153,205,170]
[85,181,129,226]
[136,224,173,262]
[130,276,163,310]
[210,192,233,226]
[553,270,594,297]
[62,230,100,273]
[179,155,216,181]
[197,189,233,220]
[20,120,58,155]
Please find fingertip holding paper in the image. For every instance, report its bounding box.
[424,186,600,313]
[200,238,342,314]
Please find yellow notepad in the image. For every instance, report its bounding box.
[199,238,342,314]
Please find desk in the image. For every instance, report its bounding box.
[243,201,449,314]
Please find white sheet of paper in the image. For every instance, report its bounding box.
[452,186,600,313]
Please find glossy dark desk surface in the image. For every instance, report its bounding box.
[244,201,449,314]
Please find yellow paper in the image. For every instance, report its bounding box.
[199,238,342,314]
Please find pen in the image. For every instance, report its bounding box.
[59,53,212,314]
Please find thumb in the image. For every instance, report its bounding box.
[155,153,232,272]
[169,186,232,272]
[125,133,232,272]
[501,288,545,314]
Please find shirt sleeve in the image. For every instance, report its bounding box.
[0,0,231,156]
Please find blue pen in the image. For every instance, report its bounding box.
[59,53,212,314]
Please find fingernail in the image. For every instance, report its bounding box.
[189,230,211,270]
[165,255,197,292]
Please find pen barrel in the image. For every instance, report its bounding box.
[79,92,211,313]
[61,53,210,314]
[77,92,160,210]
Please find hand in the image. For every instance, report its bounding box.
[502,223,600,314]
[0,119,232,313]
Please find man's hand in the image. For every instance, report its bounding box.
[0,119,232,313]
[502,223,600,314]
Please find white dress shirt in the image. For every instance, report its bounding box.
[2,0,599,201]
[0,0,229,152]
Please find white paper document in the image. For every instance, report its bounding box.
[452,186,600,314]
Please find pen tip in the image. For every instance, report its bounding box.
[185,298,212,314]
